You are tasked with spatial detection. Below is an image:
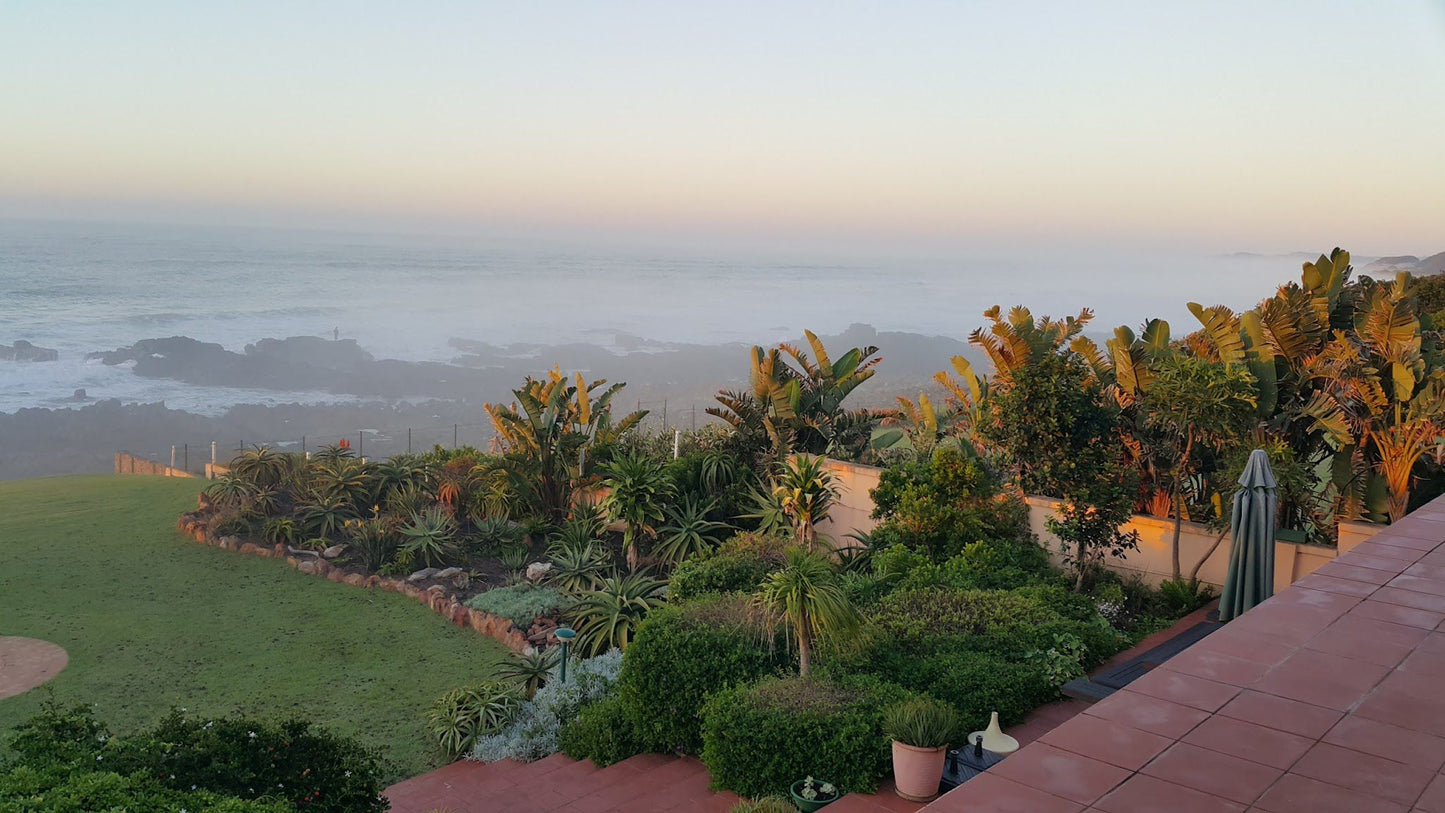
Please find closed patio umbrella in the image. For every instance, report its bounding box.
[1219,449,1277,621]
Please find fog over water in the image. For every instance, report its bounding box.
[1,218,1308,415]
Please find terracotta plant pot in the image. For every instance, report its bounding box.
[892,740,947,802]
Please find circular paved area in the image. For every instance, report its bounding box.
[0,637,68,699]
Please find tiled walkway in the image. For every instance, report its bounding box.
[925,497,1445,812]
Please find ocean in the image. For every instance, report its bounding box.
[0,218,1292,416]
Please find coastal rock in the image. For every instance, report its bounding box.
[434,566,464,581]
[0,341,58,362]
[525,562,552,582]
[322,544,346,559]
[407,567,439,583]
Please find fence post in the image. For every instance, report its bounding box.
[358,431,364,457]
[454,424,458,449]
[184,444,189,473]
[171,445,176,469]
[663,399,668,430]
[301,436,306,456]
[210,441,216,465]
[407,428,412,454]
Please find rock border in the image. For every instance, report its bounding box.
[176,512,534,654]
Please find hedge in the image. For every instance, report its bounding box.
[615,596,788,753]
[699,674,915,798]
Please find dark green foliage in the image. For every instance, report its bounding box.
[3,703,390,813]
[398,506,460,568]
[829,585,1124,731]
[558,695,643,767]
[869,448,1028,560]
[670,551,777,601]
[699,674,914,798]
[427,682,521,759]
[615,597,789,753]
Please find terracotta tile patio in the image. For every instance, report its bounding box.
[925,494,1445,812]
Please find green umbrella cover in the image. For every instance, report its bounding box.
[1219,449,1278,621]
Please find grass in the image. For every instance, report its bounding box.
[0,474,508,780]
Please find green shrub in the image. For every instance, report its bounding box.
[467,583,569,628]
[699,674,914,798]
[558,695,642,767]
[615,596,789,754]
[428,682,522,759]
[670,551,775,600]
[473,650,624,763]
[883,697,958,748]
[871,587,1061,641]
[0,768,287,812]
[67,706,391,813]
[868,448,1027,560]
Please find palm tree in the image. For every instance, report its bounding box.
[752,549,860,678]
[771,455,838,551]
[599,452,675,570]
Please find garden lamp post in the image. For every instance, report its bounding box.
[555,627,576,683]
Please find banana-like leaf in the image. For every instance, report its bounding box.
[1188,302,1246,365]
[1299,390,1353,448]
[804,330,833,378]
[1141,319,1170,352]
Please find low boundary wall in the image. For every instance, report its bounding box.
[115,452,194,478]
[817,457,1385,590]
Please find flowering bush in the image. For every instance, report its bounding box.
[470,649,623,763]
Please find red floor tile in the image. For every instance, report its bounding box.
[1290,741,1436,805]
[1092,774,1244,813]
[1250,648,1391,711]
[1303,613,1428,668]
[1313,561,1400,585]
[1291,572,1379,598]
[1126,667,1240,712]
[1138,742,1282,804]
[1082,690,1210,739]
[1321,714,1445,772]
[987,743,1130,805]
[1251,773,1409,813]
[1347,597,1445,629]
[1038,713,1173,771]
[1215,690,1342,739]
[1180,715,1314,770]
[924,773,1084,813]
[1156,648,1273,686]
[1415,774,1445,813]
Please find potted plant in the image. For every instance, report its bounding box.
[884,698,958,802]
[788,776,839,811]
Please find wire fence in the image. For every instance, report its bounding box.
[122,397,714,476]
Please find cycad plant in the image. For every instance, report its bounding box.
[655,496,732,565]
[599,452,675,571]
[752,548,860,678]
[399,507,460,569]
[569,572,667,656]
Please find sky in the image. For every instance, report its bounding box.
[2,1,1443,255]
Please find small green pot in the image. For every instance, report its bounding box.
[789,779,839,811]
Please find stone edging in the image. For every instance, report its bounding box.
[176,513,533,654]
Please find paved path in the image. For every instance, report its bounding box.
[0,636,68,699]
[926,496,1445,812]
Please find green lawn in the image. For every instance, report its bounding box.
[0,474,506,780]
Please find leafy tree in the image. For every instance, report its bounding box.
[978,350,1137,590]
[868,446,1024,561]
[599,452,675,570]
[752,548,860,677]
[1139,354,1258,579]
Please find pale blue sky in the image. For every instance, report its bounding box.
[2,1,1442,254]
